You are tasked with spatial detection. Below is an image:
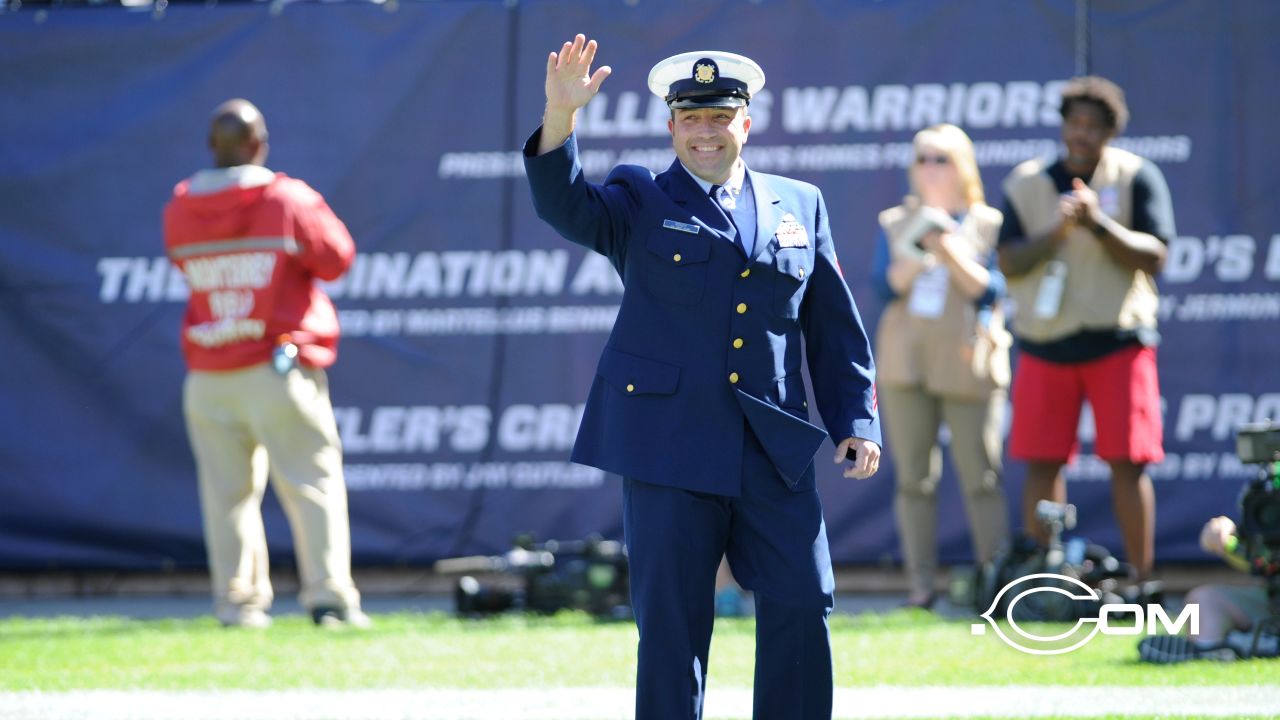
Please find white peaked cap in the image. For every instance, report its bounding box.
[647,50,766,107]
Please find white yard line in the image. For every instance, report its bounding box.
[1,686,1278,719]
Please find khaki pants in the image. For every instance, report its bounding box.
[879,383,1009,596]
[183,363,360,621]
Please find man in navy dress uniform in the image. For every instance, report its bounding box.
[524,35,882,720]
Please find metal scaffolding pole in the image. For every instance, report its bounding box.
[1076,0,1092,76]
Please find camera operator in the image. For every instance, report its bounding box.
[1138,515,1276,663]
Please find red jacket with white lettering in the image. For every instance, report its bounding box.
[163,167,355,371]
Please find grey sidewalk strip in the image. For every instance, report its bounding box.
[2,686,1279,719]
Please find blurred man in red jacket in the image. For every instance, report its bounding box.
[164,98,367,629]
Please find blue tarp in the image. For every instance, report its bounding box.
[1,0,1276,570]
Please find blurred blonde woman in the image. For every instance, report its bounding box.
[870,124,1011,608]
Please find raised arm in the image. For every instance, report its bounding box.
[536,34,612,156]
[525,35,636,262]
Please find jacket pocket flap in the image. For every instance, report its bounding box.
[598,347,681,395]
[647,229,712,265]
[774,250,811,281]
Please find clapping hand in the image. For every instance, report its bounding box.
[1070,177,1104,229]
[1057,192,1084,228]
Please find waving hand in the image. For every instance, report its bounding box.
[537,34,611,154]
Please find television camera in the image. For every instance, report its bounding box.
[434,534,630,620]
[1231,421,1280,654]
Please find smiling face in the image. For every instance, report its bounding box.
[668,106,751,185]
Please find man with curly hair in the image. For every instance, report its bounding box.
[998,76,1176,583]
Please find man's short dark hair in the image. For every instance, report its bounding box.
[1059,76,1129,134]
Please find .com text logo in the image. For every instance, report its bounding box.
[971,573,1198,655]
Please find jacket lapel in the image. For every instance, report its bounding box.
[747,167,783,263]
[660,160,738,245]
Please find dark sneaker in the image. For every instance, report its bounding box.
[1138,635,1238,664]
[310,606,372,629]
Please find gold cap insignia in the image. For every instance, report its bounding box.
[694,63,716,84]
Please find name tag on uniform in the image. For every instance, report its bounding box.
[776,214,809,248]
[663,219,701,234]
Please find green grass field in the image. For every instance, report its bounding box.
[1,608,1275,692]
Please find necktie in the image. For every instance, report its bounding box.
[710,184,737,211]
[710,184,745,254]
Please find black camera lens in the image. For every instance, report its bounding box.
[455,576,519,616]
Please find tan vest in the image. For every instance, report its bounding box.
[874,199,1011,399]
[1003,146,1158,343]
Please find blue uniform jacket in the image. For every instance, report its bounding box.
[524,129,880,495]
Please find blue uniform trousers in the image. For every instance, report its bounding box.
[623,423,836,720]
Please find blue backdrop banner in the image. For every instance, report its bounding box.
[1,0,1276,571]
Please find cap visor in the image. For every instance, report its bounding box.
[669,96,747,109]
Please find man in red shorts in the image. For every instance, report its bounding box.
[997,76,1175,580]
